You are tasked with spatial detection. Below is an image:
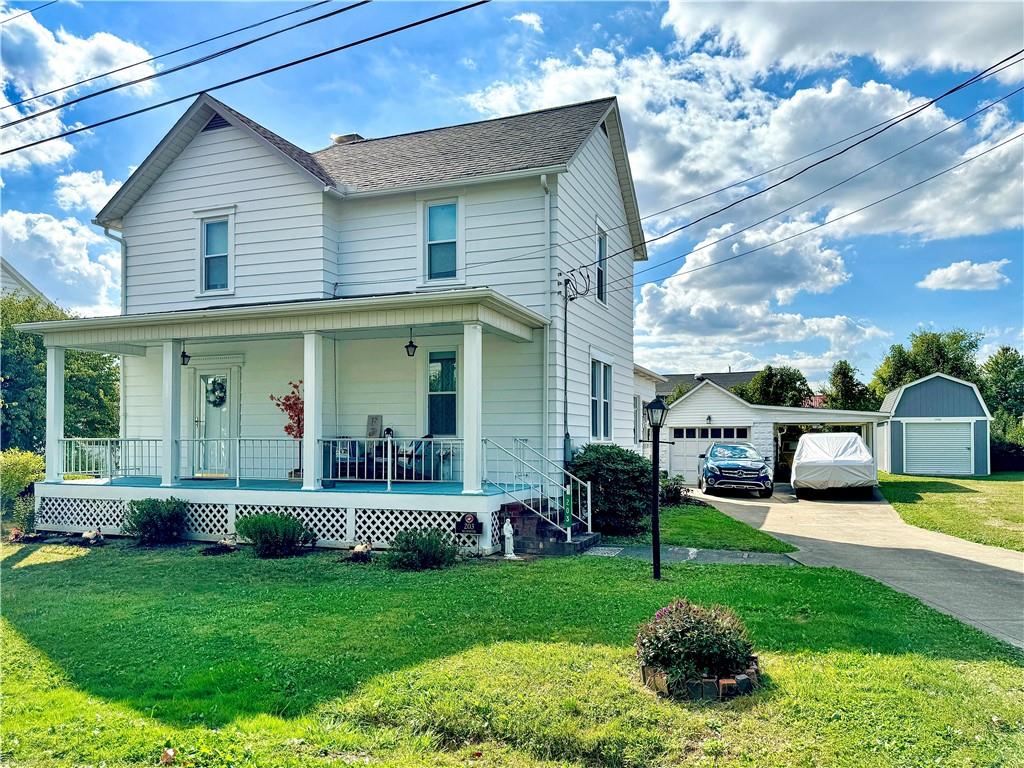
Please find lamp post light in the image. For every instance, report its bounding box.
[644,396,669,580]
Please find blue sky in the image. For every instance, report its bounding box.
[2,0,1022,385]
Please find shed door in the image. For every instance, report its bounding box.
[904,422,972,475]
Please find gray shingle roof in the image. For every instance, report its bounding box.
[311,98,615,192]
[879,388,900,414]
[657,371,761,398]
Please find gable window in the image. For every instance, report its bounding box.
[202,219,229,291]
[426,201,458,280]
[194,206,235,296]
[591,359,612,440]
[428,350,457,436]
[596,228,608,303]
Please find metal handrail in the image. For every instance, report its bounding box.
[513,438,592,533]
[319,436,463,491]
[60,437,161,478]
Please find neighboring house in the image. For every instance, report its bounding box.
[656,370,759,399]
[653,377,884,484]
[803,394,826,408]
[877,373,991,476]
[1,259,49,302]
[632,364,667,445]
[17,93,646,552]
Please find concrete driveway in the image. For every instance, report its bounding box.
[699,484,1024,649]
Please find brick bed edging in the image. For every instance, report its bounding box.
[640,656,762,700]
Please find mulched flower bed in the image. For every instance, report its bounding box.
[641,656,762,700]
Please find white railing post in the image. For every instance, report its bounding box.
[236,437,241,488]
[385,435,393,492]
[586,480,592,533]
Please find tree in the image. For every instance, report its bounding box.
[732,365,813,407]
[870,328,982,399]
[821,360,880,411]
[980,346,1024,418]
[1,294,120,452]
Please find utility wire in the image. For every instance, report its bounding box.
[302,53,1024,292]
[566,48,1024,275]
[300,81,1023,295]
[1,0,491,155]
[599,85,1024,293]
[3,0,372,128]
[5,0,331,108]
[593,131,1024,302]
[0,0,57,26]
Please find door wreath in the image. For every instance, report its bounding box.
[205,378,227,407]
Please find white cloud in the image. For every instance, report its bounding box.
[661,1,1024,78]
[0,8,156,173]
[54,170,123,214]
[509,12,543,34]
[1,210,120,315]
[917,258,1012,291]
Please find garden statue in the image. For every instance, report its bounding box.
[503,518,518,560]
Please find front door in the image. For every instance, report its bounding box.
[194,372,232,476]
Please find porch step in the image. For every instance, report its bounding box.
[499,501,599,557]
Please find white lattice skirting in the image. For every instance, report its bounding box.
[35,496,494,553]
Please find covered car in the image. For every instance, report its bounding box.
[791,432,876,490]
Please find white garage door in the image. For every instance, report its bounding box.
[905,422,972,475]
[669,426,751,484]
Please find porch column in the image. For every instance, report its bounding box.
[462,322,483,494]
[44,346,65,482]
[161,340,182,487]
[302,332,323,490]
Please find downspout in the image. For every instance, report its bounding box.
[540,174,552,465]
[102,226,128,437]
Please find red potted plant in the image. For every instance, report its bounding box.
[270,380,304,479]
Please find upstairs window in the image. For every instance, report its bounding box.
[426,201,457,280]
[428,350,457,436]
[596,228,607,303]
[591,359,612,440]
[202,218,229,292]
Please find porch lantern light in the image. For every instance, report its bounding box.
[180,344,191,366]
[404,327,418,357]
[706,414,712,424]
[643,396,669,581]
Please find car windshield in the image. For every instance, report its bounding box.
[709,444,761,460]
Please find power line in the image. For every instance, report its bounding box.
[305,81,1023,295]
[3,0,372,128]
[1,0,491,155]
[593,131,1024,303]
[565,48,1024,275]
[598,85,1024,294]
[4,0,332,108]
[313,53,1023,292]
[0,0,57,26]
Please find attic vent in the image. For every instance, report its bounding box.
[203,113,230,131]
[599,121,608,136]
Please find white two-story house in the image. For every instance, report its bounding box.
[19,93,646,553]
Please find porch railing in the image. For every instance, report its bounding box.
[482,438,591,540]
[320,436,463,489]
[60,438,161,478]
[178,438,301,485]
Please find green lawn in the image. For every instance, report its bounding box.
[2,542,1023,767]
[604,504,796,553]
[879,471,1024,551]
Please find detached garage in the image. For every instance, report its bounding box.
[877,373,991,476]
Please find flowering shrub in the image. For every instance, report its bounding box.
[635,599,753,690]
[269,381,304,439]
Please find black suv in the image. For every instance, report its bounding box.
[697,442,773,498]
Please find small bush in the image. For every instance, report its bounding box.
[660,474,686,506]
[636,599,753,692]
[386,528,458,570]
[122,498,188,545]
[568,443,651,535]
[10,496,36,532]
[0,449,44,509]
[235,513,316,558]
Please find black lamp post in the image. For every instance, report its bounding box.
[644,396,668,580]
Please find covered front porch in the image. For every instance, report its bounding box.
[21,289,590,551]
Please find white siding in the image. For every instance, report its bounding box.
[665,384,757,429]
[122,125,328,314]
[552,129,635,456]
[325,177,551,316]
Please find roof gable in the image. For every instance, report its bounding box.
[887,372,991,419]
[667,378,752,410]
[95,94,332,227]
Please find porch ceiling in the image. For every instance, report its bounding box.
[16,288,546,352]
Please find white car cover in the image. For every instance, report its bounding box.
[791,432,876,489]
